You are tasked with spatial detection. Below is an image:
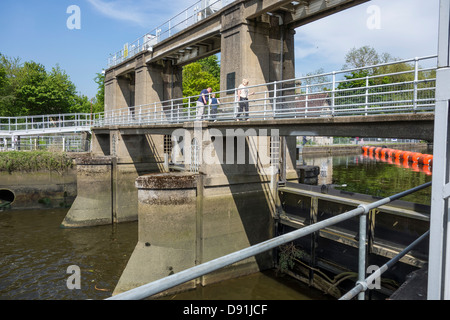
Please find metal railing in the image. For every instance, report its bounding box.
[0,134,91,152]
[340,230,429,300]
[107,181,431,300]
[0,55,437,138]
[0,113,93,136]
[107,0,224,68]
[97,55,437,127]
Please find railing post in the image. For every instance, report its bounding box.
[413,57,419,113]
[273,81,277,118]
[365,76,369,116]
[235,88,238,119]
[264,91,267,120]
[358,211,367,300]
[139,106,142,124]
[331,71,336,116]
[305,85,309,118]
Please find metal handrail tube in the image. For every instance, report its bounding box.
[340,230,430,300]
[107,182,431,300]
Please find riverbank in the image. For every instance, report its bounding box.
[0,151,87,210]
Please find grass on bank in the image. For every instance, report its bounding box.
[0,150,74,174]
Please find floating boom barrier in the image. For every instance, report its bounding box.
[362,146,433,175]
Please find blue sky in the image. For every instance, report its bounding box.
[0,0,440,99]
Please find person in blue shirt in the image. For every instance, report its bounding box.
[196,87,212,120]
[209,93,221,122]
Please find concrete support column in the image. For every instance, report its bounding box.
[113,172,199,296]
[104,56,183,114]
[61,157,114,228]
[220,8,295,102]
[104,74,117,114]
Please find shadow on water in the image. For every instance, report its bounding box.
[160,269,334,300]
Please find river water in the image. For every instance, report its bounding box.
[0,148,432,300]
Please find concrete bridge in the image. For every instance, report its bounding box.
[104,0,370,112]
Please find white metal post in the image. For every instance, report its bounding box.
[428,0,450,300]
[331,71,336,116]
[413,57,419,112]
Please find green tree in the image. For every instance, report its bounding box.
[15,63,79,115]
[182,60,220,103]
[343,45,393,70]
[338,46,435,113]
[0,53,92,117]
[92,72,105,114]
[0,54,23,116]
[198,55,220,80]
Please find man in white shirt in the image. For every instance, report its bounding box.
[236,79,254,121]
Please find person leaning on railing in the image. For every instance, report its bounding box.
[196,87,212,120]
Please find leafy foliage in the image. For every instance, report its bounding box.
[335,46,436,113]
[277,243,304,273]
[0,151,73,174]
[92,72,105,114]
[182,55,220,107]
[0,53,99,117]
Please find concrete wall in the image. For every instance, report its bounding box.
[0,169,76,210]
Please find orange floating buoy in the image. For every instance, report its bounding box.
[402,151,412,161]
[418,154,433,165]
[375,147,382,154]
[410,152,423,163]
[362,146,369,153]
[387,149,397,157]
[381,148,390,157]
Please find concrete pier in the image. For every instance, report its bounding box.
[112,171,281,296]
[112,130,299,296]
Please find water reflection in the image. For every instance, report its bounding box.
[300,151,432,205]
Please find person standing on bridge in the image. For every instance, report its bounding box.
[209,93,220,122]
[236,79,254,121]
[196,87,212,120]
